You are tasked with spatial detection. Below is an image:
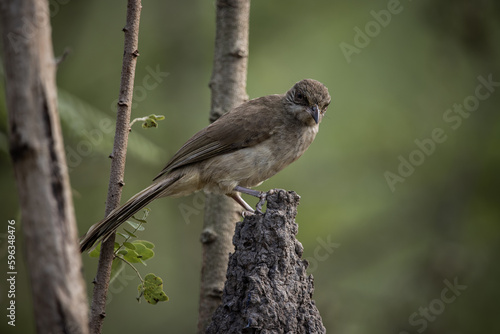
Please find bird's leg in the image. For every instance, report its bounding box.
[227,192,255,216]
[233,186,267,214]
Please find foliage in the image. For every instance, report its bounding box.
[89,209,169,305]
[130,114,166,129]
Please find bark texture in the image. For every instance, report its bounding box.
[89,1,142,333]
[0,0,89,333]
[206,190,326,334]
[198,0,250,332]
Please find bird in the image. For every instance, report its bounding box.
[80,79,331,252]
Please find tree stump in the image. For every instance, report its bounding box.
[206,189,326,334]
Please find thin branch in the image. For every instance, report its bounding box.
[116,256,144,282]
[113,216,146,256]
[89,1,142,333]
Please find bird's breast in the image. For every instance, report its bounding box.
[200,124,318,194]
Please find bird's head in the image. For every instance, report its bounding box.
[285,79,331,126]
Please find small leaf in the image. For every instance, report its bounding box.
[126,220,145,231]
[88,243,101,257]
[134,208,151,221]
[142,119,158,128]
[123,242,136,250]
[135,240,155,249]
[141,114,165,129]
[117,249,128,256]
[149,114,165,120]
[138,273,168,305]
[123,249,142,263]
[117,232,128,239]
[123,228,137,238]
[133,242,154,262]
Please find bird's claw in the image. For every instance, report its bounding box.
[255,192,267,214]
[241,210,254,218]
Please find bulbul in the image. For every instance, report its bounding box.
[80,79,331,252]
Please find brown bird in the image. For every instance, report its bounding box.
[80,79,331,252]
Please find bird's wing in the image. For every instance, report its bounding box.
[153,95,282,180]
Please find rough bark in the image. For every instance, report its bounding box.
[0,0,89,333]
[89,1,142,333]
[198,0,250,332]
[206,190,326,334]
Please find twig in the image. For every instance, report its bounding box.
[88,1,142,333]
[113,216,146,256]
[115,256,144,283]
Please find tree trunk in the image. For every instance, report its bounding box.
[89,1,142,333]
[0,0,89,333]
[197,0,250,332]
[206,190,326,334]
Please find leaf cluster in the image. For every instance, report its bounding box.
[89,209,168,304]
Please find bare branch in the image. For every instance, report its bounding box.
[89,1,142,333]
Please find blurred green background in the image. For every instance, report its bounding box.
[1,0,499,333]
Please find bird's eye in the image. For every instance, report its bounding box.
[295,92,307,104]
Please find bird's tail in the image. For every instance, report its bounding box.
[80,174,182,253]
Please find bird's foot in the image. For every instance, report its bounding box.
[231,186,274,215]
[241,210,255,218]
[255,189,276,213]
[255,192,267,214]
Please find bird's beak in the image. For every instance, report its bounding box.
[307,105,320,124]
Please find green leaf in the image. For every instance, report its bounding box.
[126,220,145,231]
[89,243,101,258]
[142,119,158,128]
[123,242,136,250]
[135,240,155,249]
[117,249,128,256]
[133,208,150,221]
[130,114,166,129]
[149,114,165,121]
[117,232,128,239]
[58,89,166,167]
[123,228,137,238]
[133,242,155,262]
[138,273,168,305]
[123,249,142,263]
